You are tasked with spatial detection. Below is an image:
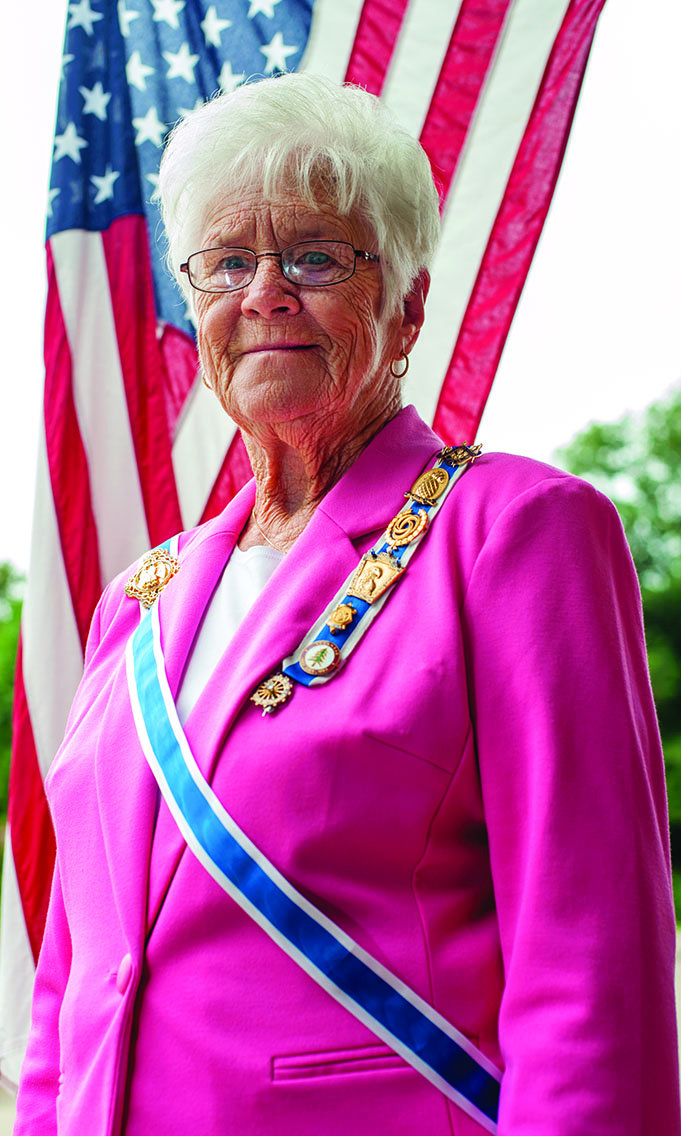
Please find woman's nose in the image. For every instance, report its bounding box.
[240,256,301,318]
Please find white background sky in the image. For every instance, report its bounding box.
[1,0,680,572]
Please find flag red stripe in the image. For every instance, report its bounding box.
[433,0,606,443]
[8,640,56,965]
[199,431,253,526]
[158,323,200,435]
[419,0,510,203]
[44,245,102,651]
[343,0,410,95]
[102,218,184,548]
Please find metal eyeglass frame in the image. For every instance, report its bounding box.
[179,240,381,293]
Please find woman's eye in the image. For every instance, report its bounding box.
[299,250,332,266]
[218,255,248,271]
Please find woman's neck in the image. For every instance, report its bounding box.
[238,395,401,552]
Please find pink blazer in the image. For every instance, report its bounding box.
[16,407,680,1135]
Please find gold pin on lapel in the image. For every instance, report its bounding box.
[250,673,294,715]
[125,548,180,608]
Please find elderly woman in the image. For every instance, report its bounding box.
[15,74,679,1135]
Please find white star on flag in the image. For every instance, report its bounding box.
[67,0,104,36]
[132,105,167,147]
[163,42,200,83]
[178,98,205,118]
[46,187,60,218]
[259,31,297,74]
[201,5,232,47]
[118,0,140,37]
[79,81,112,121]
[151,0,185,31]
[91,165,120,204]
[126,50,155,92]
[248,0,283,18]
[53,122,89,163]
[146,172,160,202]
[60,53,75,80]
[218,59,246,93]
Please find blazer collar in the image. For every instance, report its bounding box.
[156,478,256,702]
[319,404,444,539]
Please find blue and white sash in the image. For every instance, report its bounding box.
[125,579,502,1131]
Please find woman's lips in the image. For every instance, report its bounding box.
[244,344,315,353]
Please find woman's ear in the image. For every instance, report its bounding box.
[401,269,430,353]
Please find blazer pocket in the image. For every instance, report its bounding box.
[272,1042,407,1081]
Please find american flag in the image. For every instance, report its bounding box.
[0,0,606,1088]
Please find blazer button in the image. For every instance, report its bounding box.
[116,953,133,994]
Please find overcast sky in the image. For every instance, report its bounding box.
[1,0,680,572]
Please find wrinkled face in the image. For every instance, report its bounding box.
[193,189,409,439]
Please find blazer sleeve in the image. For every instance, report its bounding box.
[460,473,680,1134]
[14,585,113,1133]
[14,859,72,1136]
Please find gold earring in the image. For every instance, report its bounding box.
[390,350,410,378]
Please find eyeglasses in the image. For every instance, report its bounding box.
[180,240,380,293]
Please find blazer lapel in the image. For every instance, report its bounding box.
[158,480,256,702]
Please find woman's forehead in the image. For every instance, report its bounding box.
[199,192,374,250]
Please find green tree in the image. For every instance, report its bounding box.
[0,564,23,904]
[556,384,681,903]
[0,563,23,826]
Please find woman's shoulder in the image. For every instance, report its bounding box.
[450,448,611,522]
[458,448,580,492]
[439,448,627,577]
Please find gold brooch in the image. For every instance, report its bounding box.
[124,548,180,608]
[250,673,294,716]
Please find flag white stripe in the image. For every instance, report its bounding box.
[381,0,464,139]
[298,0,365,82]
[0,831,35,1091]
[50,230,149,580]
[21,431,84,779]
[172,379,238,528]
[405,0,572,425]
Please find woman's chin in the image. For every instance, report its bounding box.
[219,362,337,428]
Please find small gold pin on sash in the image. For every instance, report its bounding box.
[439,443,483,466]
[385,509,429,550]
[347,551,405,604]
[404,466,450,506]
[299,641,341,676]
[327,602,357,635]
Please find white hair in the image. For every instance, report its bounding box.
[158,73,441,316]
